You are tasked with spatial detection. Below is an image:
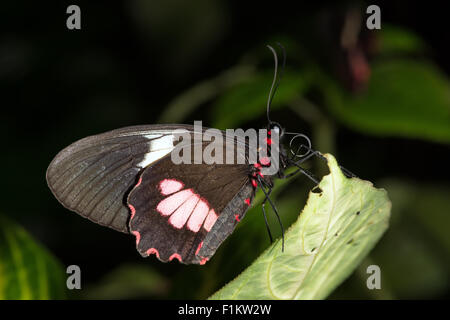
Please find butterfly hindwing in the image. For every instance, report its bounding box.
[128,154,255,265]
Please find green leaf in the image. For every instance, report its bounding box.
[379,178,450,256]
[211,70,311,128]
[0,216,67,299]
[158,65,256,123]
[82,263,169,299]
[324,60,450,143]
[378,25,427,55]
[210,154,391,300]
[371,227,447,299]
[369,179,450,298]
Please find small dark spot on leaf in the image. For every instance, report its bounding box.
[335,232,338,237]
[347,239,354,245]
[311,247,316,252]
[356,211,360,215]
[311,187,322,194]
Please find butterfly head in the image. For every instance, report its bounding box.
[268,121,284,140]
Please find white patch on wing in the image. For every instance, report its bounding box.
[137,134,175,168]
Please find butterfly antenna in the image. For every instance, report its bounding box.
[266,45,278,124]
[275,42,287,88]
[265,43,287,125]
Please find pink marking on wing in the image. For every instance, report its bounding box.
[195,241,203,256]
[244,198,251,206]
[203,209,218,232]
[235,214,240,222]
[132,231,141,245]
[199,257,208,265]
[260,157,271,166]
[266,138,272,145]
[187,199,210,232]
[251,179,257,188]
[168,194,200,229]
[128,204,136,219]
[159,179,184,195]
[146,248,160,258]
[253,163,262,169]
[135,176,142,188]
[169,253,182,262]
[157,189,193,216]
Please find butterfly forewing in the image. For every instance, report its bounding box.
[47,124,258,264]
[46,125,190,233]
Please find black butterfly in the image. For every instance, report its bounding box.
[46,45,353,265]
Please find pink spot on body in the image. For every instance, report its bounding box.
[251,179,257,188]
[187,199,210,232]
[266,138,272,145]
[169,194,200,229]
[159,179,184,195]
[147,248,160,258]
[132,231,141,245]
[157,189,194,216]
[244,198,251,206]
[235,214,240,222]
[199,257,208,265]
[260,157,271,166]
[169,253,182,262]
[203,209,218,232]
[253,163,262,169]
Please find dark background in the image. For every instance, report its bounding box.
[1,1,449,299]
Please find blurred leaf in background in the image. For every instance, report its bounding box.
[82,263,170,299]
[0,216,67,299]
[371,179,450,299]
[322,60,450,143]
[377,25,427,56]
[212,70,312,128]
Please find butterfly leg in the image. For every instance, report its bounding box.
[280,163,320,184]
[291,144,357,178]
[260,186,273,244]
[257,176,285,251]
[283,144,356,183]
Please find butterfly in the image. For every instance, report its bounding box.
[46,45,351,265]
